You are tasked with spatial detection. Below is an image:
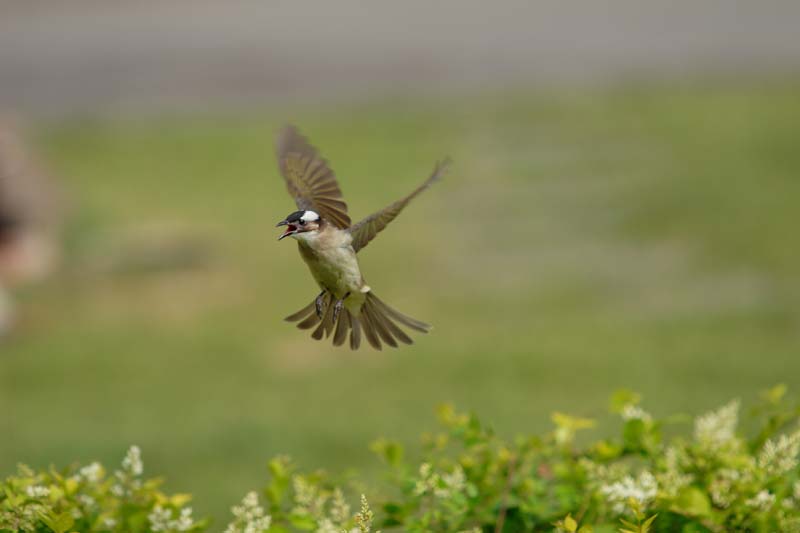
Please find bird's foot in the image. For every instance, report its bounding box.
[315,291,327,319]
[332,292,350,323]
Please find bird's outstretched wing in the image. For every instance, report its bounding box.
[349,158,449,253]
[275,125,351,229]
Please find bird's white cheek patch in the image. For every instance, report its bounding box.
[301,210,320,222]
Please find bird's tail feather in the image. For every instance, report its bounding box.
[284,292,430,350]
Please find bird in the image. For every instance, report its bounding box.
[274,125,449,350]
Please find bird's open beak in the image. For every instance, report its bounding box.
[276,219,297,241]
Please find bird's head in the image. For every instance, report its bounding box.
[276,209,321,241]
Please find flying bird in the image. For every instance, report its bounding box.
[275,125,449,350]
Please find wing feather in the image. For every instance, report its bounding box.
[349,158,449,253]
[276,125,351,228]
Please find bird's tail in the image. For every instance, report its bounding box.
[284,292,431,350]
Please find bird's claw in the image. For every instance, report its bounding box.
[332,299,344,323]
[315,291,327,319]
[331,292,350,323]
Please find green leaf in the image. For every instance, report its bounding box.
[370,439,404,467]
[592,439,622,460]
[672,487,711,518]
[42,511,74,533]
[622,419,646,451]
[563,514,578,532]
[761,383,787,405]
[266,456,291,507]
[288,513,317,530]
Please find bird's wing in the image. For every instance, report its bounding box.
[275,125,351,229]
[349,158,449,253]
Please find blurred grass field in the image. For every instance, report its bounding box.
[3,82,800,523]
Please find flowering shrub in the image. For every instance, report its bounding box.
[3,386,800,532]
[0,446,205,533]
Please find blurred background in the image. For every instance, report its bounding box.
[2,0,800,524]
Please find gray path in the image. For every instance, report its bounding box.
[2,0,799,117]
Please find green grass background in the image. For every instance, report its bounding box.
[3,82,800,523]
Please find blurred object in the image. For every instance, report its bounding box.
[79,223,216,278]
[0,120,61,334]
[1,0,799,117]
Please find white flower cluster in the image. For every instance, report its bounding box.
[656,446,692,498]
[112,445,144,498]
[758,429,800,477]
[25,485,50,499]
[310,488,354,533]
[79,494,96,509]
[413,463,433,496]
[291,475,329,520]
[315,518,340,533]
[224,491,272,533]
[122,445,143,476]
[328,488,350,525]
[621,404,653,423]
[437,466,466,499]
[694,400,740,451]
[148,505,195,532]
[579,458,628,490]
[709,468,743,508]
[413,463,467,499]
[353,494,378,533]
[746,490,776,512]
[79,462,104,483]
[600,471,658,514]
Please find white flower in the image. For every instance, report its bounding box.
[656,446,692,498]
[25,485,50,499]
[414,463,436,496]
[418,463,432,479]
[580,458,628,489]
[746,490,775,511]
[316,518,339,533]
[600,471,658,514]
[435,465,466,499]
[759,430,800,476]
[694,400,740,451]
[443,466,466,492]
[148,505,171,531]
[621,404,652,423]
[709,468,741,508]
[79,494,96,508]
[122,445,143,476]
[329,488,350,525]
[353,494,376,533]
[414,462,467,499]
[148,505,195,532]
[225,491,272,533]
[79,462,104,483]
[111,484,125,497]
[103,518,117,528]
